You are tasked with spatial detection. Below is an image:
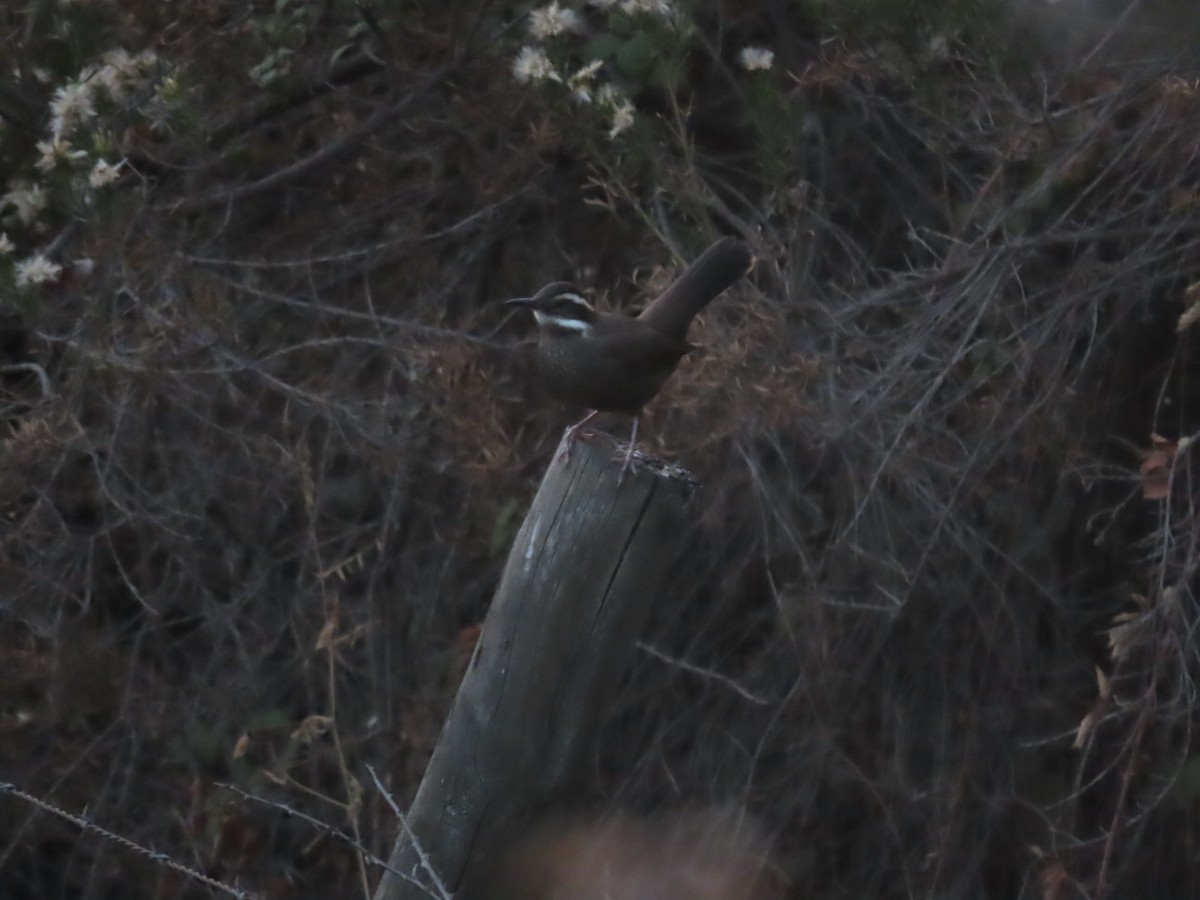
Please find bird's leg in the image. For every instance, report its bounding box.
[557,409,599,463]
[618,415,640,483]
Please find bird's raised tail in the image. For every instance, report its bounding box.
[636,237,753,342]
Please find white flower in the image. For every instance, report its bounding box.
[15,254,62,287]
[93,47,159,101]
[596,83,625,107]
[621,0,671,14]
[513,46,560,83]
[572,59,604,81]
[2,182,48,224]
[567,60,604,103]
[155,75,182,103]
[94,49,138,99]
[49,80,96,137]
[0,233,13,255]
[89,159,125,188]
[608,100,635,138]
[739,47,774,71]
[104,47,138,70]
[35,138,87,172]
[529,2,583,39]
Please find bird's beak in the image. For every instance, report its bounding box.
[505,297,533,308]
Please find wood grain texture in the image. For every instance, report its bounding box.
[373,432,697,900]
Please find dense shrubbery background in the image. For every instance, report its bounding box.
[2,1,1200,897]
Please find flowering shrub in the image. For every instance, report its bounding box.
[0,46,170,300]
[510,1,772,142]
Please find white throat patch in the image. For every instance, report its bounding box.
[534,310,592,335]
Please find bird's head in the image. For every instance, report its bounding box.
[506,282,596,336]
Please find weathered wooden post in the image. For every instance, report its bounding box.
[372,433,697,900]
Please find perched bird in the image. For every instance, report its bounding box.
[506,237,753,475]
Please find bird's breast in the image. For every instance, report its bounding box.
[534,324,689,414]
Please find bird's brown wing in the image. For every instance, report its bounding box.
[537,323,690,414]
[590,326,690,411]
[595,326,690,371]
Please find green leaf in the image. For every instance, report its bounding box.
[615,32,656,79]
[583,33,623,62]
[245,708,292,731]
[488,498,522,558]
